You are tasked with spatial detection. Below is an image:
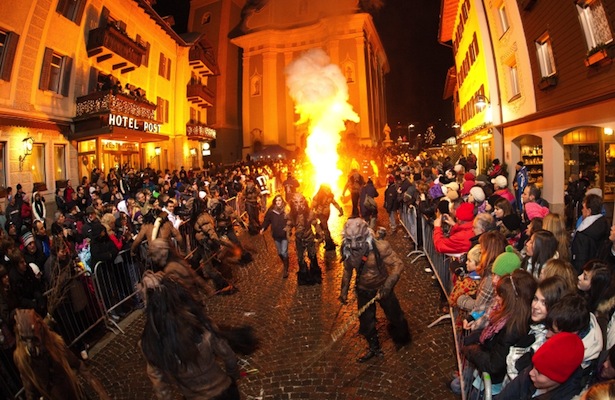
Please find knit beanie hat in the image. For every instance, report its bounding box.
[469,186,485,203]
[21,232,34,247]
[455,202,475,222]
[492,245,521,276]
[525,202,549,221]
[446,188,459,201]
[532,332,584,384]
[502,213,521,231]
[492,175,508,189]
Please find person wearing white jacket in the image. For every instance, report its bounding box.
[31,191,47,226]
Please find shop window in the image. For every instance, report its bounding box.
[39,48,73,96]
[54,145,66,181]
[31,143,46,185]
[576,0,613,52]
[536,33,557,77]
[0,29,18,82]
[56,0,86,25]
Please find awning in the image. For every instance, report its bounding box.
[70,126,169,143]
[0,114,71,134]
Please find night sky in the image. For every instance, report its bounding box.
[153,0,454,142]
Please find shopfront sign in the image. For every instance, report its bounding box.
[108,114,162,133]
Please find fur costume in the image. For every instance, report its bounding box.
[287,193,323,285]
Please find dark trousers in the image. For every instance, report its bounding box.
[356,287,409,343]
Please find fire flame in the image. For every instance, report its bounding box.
[285,49,359,197]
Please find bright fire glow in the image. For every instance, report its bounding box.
[286,49,359,197]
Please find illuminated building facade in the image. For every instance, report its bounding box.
[0,0,218,200]
[227,0,389,159]
[441,0,615,213]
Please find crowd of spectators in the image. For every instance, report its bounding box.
[380,149,615,398]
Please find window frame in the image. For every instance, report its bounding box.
[535,34,557,77]
[576,0,614,51]
[56,0,86,25]
[39,47,72,96]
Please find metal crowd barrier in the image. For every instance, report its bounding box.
[399,205,425,263]
[398,204,491,400]
[179,220,197,256]
[92,249,145,333]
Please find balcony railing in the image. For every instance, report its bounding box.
[75,91,156,120]
[187,83,215,108]
[189,46,218,76]
[186,122,216,140]
[87,24,146,68]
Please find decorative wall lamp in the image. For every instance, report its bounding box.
[475,94,490,109]
[189,147,197,156]
[18,136,34,171]
[605,127,614,136]
[202,142,211,156]
[154,146,161,156]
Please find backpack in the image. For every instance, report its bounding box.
[364,195,377,211]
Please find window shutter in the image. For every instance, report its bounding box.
[74,0,86,25]
[0,32,19,82]
[143,41,150,67]
[61,56,72,96]
[39,47,53,90]
[157,97,163,123]
[167,59,172,80]
[88,67,98,93]
[158,53,164,76]
[56,0,68,15]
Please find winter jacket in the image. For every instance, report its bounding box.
[359,182,379,218]
[384,183,400,213]
[262,207,287,242]
[496,364,583,400]
[571,214,609,272]
[433,221,474,254]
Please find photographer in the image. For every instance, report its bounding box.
[433,202,475,255]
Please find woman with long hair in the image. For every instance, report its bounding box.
[539,258,577,289]
[462,269,537,395]
[261,194,290,278]
[458,230,508,331]
[141,272,250,400]
[542,212,571,262]
[505,275,574,385]
[522,229,559,279]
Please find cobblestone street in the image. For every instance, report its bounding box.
[85,197,458,399]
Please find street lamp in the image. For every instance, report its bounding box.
[475,94,490,109]
[19,136,34,171]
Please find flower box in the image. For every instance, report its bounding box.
[538,75,558,90]
[584,47,613,67]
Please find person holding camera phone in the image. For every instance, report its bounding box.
[433,202,476,255]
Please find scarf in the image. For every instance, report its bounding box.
[479,303,509,344]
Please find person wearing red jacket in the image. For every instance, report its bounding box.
[433,202,476,254]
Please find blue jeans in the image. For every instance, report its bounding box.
[274,239,288,258]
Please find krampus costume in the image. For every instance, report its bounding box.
[286,192,323,285]
[141,271,257,400]
[208,197,253,265]
[13,308,111,400]
[312,184,344,251]
[242,176,262,235]
[193,199,236,294]
[339,218,411,362]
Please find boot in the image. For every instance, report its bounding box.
[280,255,289,279]
[297,263,313,286]
[309,257,322,284]
[357,336,384,363]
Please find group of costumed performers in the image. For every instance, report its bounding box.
[9,173,413,399]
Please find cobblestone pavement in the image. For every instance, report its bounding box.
[85,196,458,399]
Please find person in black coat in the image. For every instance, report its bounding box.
[383,176,400,232]
[571,193,610,273]
[359,178,379,229]
[89,223,119,267]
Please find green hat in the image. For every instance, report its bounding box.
[492,245,521,277]
[152,191,160,198]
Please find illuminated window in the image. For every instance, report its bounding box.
[536,34,557,77]
[498,4,510,35]
[31,143,46,184]
[54,145,66,181]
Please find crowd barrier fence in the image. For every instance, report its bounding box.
[0,215,197,399]
[399,206,492,400]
